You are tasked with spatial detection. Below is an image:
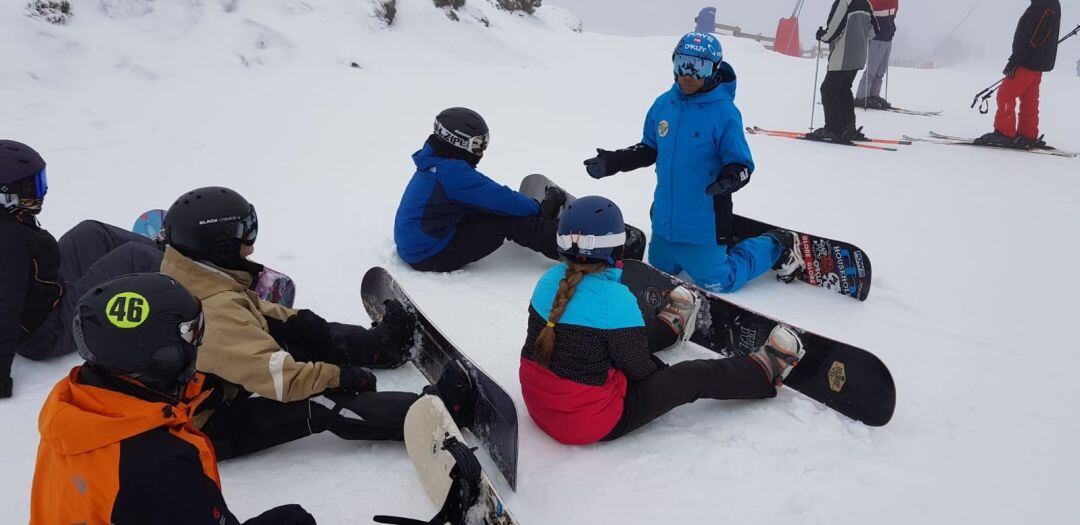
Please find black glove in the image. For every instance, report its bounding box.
[339,366,377,393]
[244,504,316,525]
[706,163,751,196]
[815,27,827,41]
[584,148,614,179]
[368,300,415,368]
[1004,61,1018,79]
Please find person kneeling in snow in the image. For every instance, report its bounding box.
[584,33,805,295]
[31,273,316,524]
[394,107,567,272]
[159,186,419,459]
[518,197,804,445]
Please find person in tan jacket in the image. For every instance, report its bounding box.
[159,186,419,460]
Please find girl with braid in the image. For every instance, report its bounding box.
[519,196,806,444]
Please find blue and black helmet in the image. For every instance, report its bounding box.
[672,32,723,80]
[556,196,626,265]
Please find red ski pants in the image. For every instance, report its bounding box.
[994,66,1043,139]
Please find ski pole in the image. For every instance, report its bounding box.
[810,37,823,131]
[971,25,1080,114]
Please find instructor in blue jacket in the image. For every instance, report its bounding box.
[584,33,803,293]
[395,107,566,272]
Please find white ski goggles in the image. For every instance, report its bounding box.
[434,120,490,156]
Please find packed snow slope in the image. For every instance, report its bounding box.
[3,1,1078,523]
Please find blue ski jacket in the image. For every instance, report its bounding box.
[394,144,540,263]
[641,63,754,246]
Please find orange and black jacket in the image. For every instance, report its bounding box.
[30,366,247,525]
[0,211,61,375]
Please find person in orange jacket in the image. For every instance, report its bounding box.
[30,272,316,525]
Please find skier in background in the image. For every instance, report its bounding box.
[394,107,566,272]
[854,0,898,110]
[518,197,805,445]
[583,32,804,295]
[31,273,316,524]
[812,0,878,141]
[159,186,421,459]
[974,0,1061,149]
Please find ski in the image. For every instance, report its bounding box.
[733,215,871,301]
[751,126,912,146]
[361,267,519,491]
[902,134,1078,158]
[518,174,647,260]
[373,395,518,524]
[876,107,943,117]
[620,259,895,426]
[746,127,899,151]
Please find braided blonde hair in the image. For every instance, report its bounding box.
[534,261,606,368]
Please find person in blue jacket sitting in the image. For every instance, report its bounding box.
[395,107,566,272]
[584,33,804,294]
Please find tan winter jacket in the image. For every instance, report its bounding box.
[160,247,341,426]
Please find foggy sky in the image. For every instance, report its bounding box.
[549,1,1079,67]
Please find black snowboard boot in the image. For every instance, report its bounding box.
[0,376,12,399]
[973,131,1018,148]
[539,185,567,222]
[369,299,416,368]
[423,359,477,429]
[764,229,806,284]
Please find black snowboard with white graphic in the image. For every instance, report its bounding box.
[361,267,519,490]
[518,173,647,261]
[620,259,895,427]
[733,215,872,301]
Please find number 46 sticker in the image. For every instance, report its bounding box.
[106,292,150,328]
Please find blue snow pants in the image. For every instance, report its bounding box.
[648,233,782,294]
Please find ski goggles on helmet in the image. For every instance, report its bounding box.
[0,168,48,200]
[225,205,259,246]
[673,54,715,80]
[434,120,490,156]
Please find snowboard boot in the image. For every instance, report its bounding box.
[749,324,806,386]
[539,185,568,222]
[369,299,416,368]
[973,131,1018,148]
[623,226,646,261]
[765,229,806,284]
[656,285,700,344]
[422,359,478,429]
[0,375,11,399]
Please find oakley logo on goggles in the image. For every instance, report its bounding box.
[674,54,715,80]
[434,120,490,156]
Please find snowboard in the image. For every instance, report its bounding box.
[394,395,518,524]
[517,173,647,261]
[732,215,871,301]
[620,259,895,427]
[133,209,297,307]
[361,267,519,491]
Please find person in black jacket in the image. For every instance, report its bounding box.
[975,0,1061,148]
[0,140,60,399]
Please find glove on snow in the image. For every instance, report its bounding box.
[706,164,751,196]
[244,504,316,525]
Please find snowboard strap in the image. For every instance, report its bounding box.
[372,436,483,525]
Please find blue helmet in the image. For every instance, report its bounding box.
[557,196,626,265]
[672,32,723,80]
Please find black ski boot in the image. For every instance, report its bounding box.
[842,124,868,142]
[973,131,1018,148]
[1013,135,1048,150]
[870,96,893,109]
[805,127,843,142]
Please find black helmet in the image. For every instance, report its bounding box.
[433,107,490,156]
[163,186,258,270]
[72,273,204,391]
[0,140,48,213]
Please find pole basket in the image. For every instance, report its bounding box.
[774,16,802,57]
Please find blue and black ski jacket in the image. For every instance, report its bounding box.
[394,144,539,264]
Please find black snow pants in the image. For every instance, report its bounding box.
[602,319,777,441]
[410,211,559,272]
[820,69,860,134]
[202,340,419,460]
[15,220,163,360]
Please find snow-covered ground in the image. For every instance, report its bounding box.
[3,1,1079,523]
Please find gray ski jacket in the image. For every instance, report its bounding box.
[820,0,879,71]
